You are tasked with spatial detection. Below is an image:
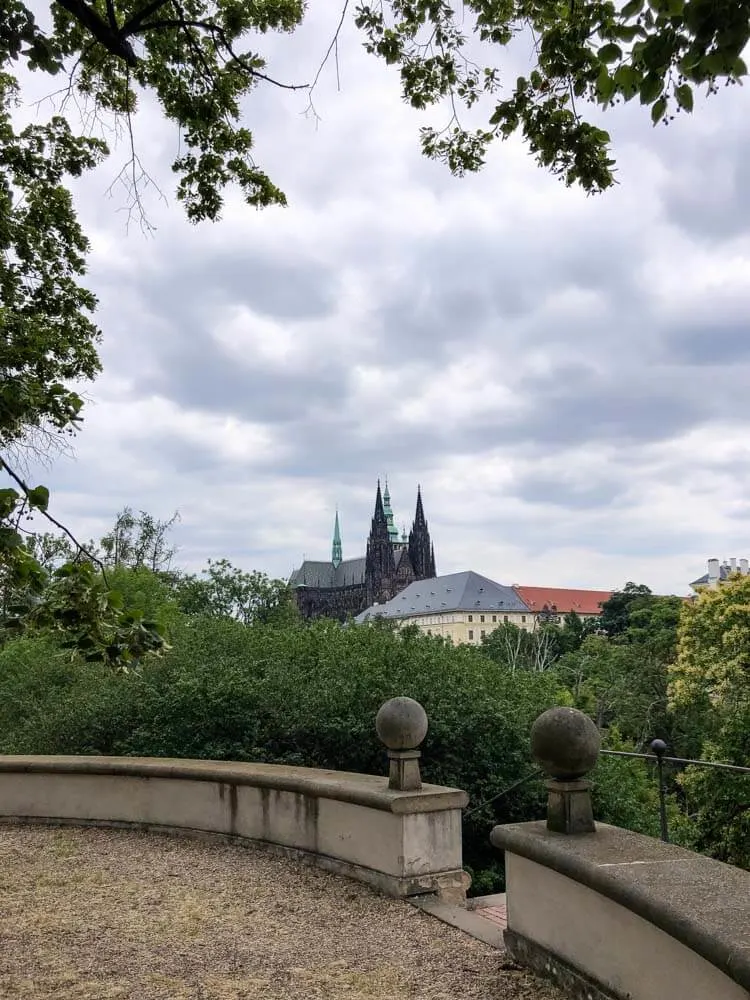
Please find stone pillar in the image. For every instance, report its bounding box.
[530,707,601,834]
[375,696,428,791]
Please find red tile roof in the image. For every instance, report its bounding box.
[513,585,612,617]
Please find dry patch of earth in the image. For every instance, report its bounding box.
[0,825,564,999]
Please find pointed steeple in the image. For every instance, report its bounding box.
[414,484,426,526]
[374,479,386,523]
[408,485,435,580]
[332,509,342,569]
[366,479,396,603]
[383,480,399,544]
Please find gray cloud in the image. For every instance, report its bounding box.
[12,13,750,596]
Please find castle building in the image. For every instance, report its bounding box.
[289,482,436,621]
[355,573,612,644]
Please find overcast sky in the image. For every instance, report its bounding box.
[15,7,750,595]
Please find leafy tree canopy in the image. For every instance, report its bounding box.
[668,575,750,866]
[357,0,749,194]
[168,558,298,627]
[669,572,750,727]
[599,581,654,637]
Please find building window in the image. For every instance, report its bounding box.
[480,614,485,623]
[503,615,508,623]
[468,614,473,622]
[492,615,497,623]
[480,630,486,639]
[468,630,474,640]
[521,615,526,623]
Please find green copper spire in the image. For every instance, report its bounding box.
[383,481,399,544]
[332,509,342,569]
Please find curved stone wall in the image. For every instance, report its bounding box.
[0,755,469,900]
[491,820,750,1000]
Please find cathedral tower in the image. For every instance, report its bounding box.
[365,481,396,604]
[408,485,436,579]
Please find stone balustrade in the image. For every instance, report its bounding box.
[491,706,750,1000]
[0,697,470,902]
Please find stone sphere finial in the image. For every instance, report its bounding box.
[376,697,428,751]
[531,707,601,780]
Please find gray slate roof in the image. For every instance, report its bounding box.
[355,571,529,622]
[690,566,731,588]
[289,557,366,589]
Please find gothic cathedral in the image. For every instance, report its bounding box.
[289,482,436,621]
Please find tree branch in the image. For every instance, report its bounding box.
[119,0,173,37]
[0,456,109,581]
[55,0,137,65]
[132,16,309,90]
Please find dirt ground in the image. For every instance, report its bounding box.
[0,825,565,999]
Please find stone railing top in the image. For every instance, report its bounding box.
[491,820,750,992]
[0,755,468,815]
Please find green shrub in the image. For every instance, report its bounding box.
[0,616,681,892]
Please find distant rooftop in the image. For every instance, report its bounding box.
[289,556,366,589]
[355,571,528,622]
[512,585,612,617]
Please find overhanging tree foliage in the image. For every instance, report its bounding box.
[357,0,749,193]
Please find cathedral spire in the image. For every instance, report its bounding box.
[382,480,399,544]
[414,484,426,526]
[408,485,434,580]
[332,509,342,569]
[374,479,385,523]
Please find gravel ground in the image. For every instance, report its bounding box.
[0,825,565,1000]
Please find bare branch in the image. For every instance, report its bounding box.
[311,0,350,96]
[0,455,109,580]
[104,82,166,235]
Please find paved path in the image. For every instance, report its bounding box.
[0,825,562,1000]
[472,894,508,931]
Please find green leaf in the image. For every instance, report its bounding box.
[0,488,20,517]
[614,24,643,42]
[596,67,617,102]
[599,43,623,64]
[675,82,694,111]
[614,64,641,97]
[639,74,663,104]
[621,0,644,15]
[27,485,50,511]
[107,590,124,610]
[651,96,667,123]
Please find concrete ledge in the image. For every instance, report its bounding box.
[492,821,750,999]
[0,756,469,900]
[0,755,467,813]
